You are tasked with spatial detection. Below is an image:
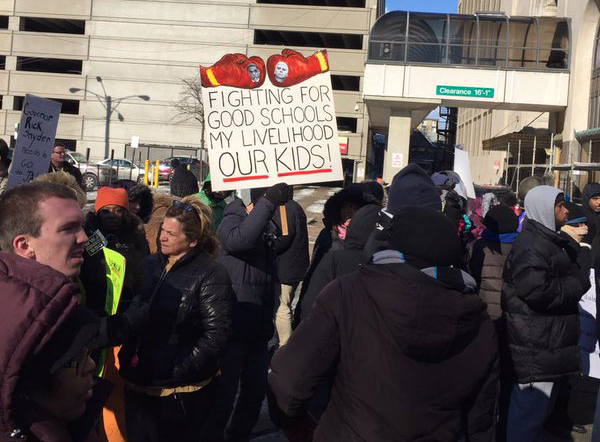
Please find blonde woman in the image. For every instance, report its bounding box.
[119,196,233,442]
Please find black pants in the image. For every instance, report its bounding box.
[203,339,268,442]
[124,382,216,442]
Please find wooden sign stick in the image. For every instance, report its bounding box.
[280,205,289,236]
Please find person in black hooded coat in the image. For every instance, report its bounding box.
[363,163,442,260]
[299,204,380,321]
[582,182,600,246]
[269,207,498,442]
[293,184,379,327]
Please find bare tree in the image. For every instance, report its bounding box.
[173,75,205,149]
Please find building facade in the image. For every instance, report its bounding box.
[0,0,376,181]
[456,0,600,191]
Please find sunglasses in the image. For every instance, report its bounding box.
[64,347,91,375]
[172,200,197,213]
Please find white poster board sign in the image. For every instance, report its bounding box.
[201,50,342,191]
[579,269,600,379]
[453,148,476,199]
[7,95,61,190]
[391,153,404,169]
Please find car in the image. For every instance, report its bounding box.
[64,151,117,191]
[98,158,145,183]
[151,156,204,182]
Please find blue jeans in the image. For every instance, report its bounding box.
[506,382,558,442]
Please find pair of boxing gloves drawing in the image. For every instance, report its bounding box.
[200,49,330,89]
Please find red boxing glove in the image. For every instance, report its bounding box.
[267,49,329,87]
[200,53,266,89]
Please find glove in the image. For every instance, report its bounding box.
[200,53,266,89]
[267,49,329,87]
[264,183,291,206]
[561,224,588,244]
[121,295,150,333]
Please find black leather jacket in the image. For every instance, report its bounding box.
[120,248,233,387]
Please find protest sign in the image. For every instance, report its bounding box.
[6,95,61,190]
[453,148,476,199]
[200,49,343,191]
[579,269,600,379]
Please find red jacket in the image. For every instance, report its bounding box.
[0,252,110,442]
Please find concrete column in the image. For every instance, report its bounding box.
[383,109,411,183]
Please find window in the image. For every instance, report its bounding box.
[254,29,363,50]
[337,116,357,132]
[16,57,82,74]
[257,0,364,6]
[589,22,600,128]
[14,96,80,114]
[368,11,569,69]
[331,75,360,91]
[0,16,8,29]
[20,17,85,34]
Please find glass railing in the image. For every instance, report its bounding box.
[368,11,569,70]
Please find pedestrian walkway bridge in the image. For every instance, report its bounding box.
[364,11,570,130]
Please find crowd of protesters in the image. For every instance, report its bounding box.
[2,149,600,442]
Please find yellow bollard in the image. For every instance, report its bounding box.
[154,160,159,188]
[144,160,149,185]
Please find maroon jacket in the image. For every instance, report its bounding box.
[0,252,109,442]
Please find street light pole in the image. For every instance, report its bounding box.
[105,95,111,160]
[69,77,150,159]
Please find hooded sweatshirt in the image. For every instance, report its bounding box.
[195,173,227,229]
[270,261,498,442]
[363,164,441,259]
[524,185,563,231]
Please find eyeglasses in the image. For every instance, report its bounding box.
[172,200,196,213]
[52,151,65,156]
[64,347,91,375]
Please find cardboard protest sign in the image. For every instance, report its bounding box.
[200,49,343,191]
[453,147,476,199]
[7,95,61,190]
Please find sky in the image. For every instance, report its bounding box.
[385,0,458,14]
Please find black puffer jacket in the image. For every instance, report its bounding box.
[218,197,279,340]
[270,262,498,442]
[501,219,591,383]
[299,204,380,320]
[273,199,309,284]
[120,248,233,387]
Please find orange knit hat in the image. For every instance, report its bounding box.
[95,187,129,213]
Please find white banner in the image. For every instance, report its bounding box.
[201,50,342,191]
[453,148,476,199]
[7,95,61,190]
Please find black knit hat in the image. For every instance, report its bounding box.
[483,204,519,234]
[565,201,587,226]
[387,164,441,215]
[388,206,461,268]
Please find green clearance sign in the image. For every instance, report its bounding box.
[436,85,495,98]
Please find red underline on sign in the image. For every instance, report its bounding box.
[278,169,333,177]
[223,175,270,183]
